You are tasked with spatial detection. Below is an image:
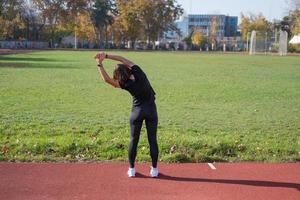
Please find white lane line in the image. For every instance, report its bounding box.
[208,163,216,170]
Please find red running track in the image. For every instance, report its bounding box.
[0,162,299,200]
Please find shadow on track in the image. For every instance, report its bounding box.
[135,173,300,191]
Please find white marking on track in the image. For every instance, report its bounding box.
[208,163,216,170]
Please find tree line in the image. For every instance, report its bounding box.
[0,0,183,48]
[1,0,299,50]
[239,0,300,41]
[186,0,300,51]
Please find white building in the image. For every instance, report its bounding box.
[162,13,238,45]
[290,34,300,44]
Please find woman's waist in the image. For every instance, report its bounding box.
[132,99,156,108]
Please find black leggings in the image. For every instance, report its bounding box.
[129,102,159,168]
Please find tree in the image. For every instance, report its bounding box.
[108,16,127,48]
[0,0,27,40]
[288,0,300,35]
[280,0,300,37]
[288,0,300,10]
[250,14,271,32]
[210,16,218,50]
[90,0,117,48]
[286,0,300,52]
[239,13,271,41]
[21,1,46,41]
[280,16,292,37]
[292,13,300,34]
[240,13,251,41]
[0,0,6,16]
[192,31,205,50]
[210,16,218,37]
[138,0,183,46]
[0,0,184,48]
[115,0,142,48]
[79,13,97,43]
[32,0,66,46]
[116,0,183,49]
[183,29,193,49]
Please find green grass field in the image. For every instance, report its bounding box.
[0,51,299,163]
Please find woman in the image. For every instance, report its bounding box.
[94,52,159,178]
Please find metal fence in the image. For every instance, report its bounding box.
[0,41,49,49]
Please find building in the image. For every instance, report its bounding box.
[289,34,300,44]
[163,15,189,40]
[161,14,240,50]
[187,14,238,37]
[164,14,238,40]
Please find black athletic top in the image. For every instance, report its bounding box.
[119,65,156,106]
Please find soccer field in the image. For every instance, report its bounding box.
[0,51,299,162]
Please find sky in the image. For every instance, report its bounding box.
[177,0,289,21]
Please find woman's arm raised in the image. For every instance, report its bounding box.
[106,54,135,68]
[96,58,120,88]
[97,65,120,88]
[95,52,135,69]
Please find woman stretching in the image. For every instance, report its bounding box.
[94,52,159,178]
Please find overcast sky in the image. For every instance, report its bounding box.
[177,0,289,21]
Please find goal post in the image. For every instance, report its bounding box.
[249,30,288,56]
[279,30,288,56]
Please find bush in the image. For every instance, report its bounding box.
[288,44,300,53]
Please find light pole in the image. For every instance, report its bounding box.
[75,27,77,49]
[74,12,79,50]
[265,32,268,55]
[246,32,250,52]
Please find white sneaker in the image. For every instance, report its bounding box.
[127,168,136,177]
[150,167,159,178]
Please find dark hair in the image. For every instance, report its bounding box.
[113,64,131,86]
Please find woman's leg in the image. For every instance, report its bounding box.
[145,104,159,168]
[129,107,143,168]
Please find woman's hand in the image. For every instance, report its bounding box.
[94,52,106,63]
[95,53,135,69]
[95,58,102,65]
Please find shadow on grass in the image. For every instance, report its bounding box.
[0,62,78,69]
[135,173,300,191]
[0,56,54,62]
